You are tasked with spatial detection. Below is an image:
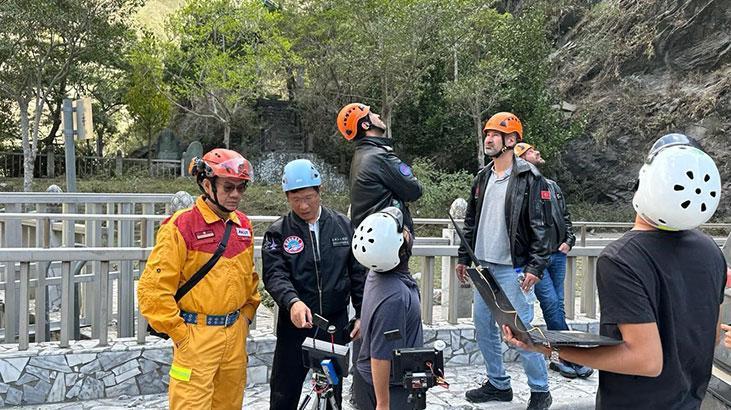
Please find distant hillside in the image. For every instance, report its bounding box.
[545,0,730,218]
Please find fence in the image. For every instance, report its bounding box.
[1,192,729,351]
[0,151,183,179]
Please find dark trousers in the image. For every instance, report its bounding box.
[352,367,410,410]
[269,309,350,410]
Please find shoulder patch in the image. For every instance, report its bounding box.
[399,163,412,176]
[283,235,305,254]
[541,190,551,200]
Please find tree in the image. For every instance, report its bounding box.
[125,33,171,175]
[0,0,141,191]
[288,0,478,137]
[164,0,290,148]
[444,9,516,168]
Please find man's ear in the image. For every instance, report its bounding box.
[360,121,371,130]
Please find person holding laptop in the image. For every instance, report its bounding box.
[504,134,726,410]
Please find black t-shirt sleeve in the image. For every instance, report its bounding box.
[368,294,406,361]
[597,254,657,325]
[719,253,727,305]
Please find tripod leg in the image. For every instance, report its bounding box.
[298,394,311,410]
[328,393,340,410]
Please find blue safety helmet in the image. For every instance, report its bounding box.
[282,159,322,192]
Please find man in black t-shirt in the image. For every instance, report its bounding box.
[502,134,726,409]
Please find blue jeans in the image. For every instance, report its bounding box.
[473,262,549,392]
[534,252,570,331]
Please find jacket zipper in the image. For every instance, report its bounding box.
[308,228,323,315]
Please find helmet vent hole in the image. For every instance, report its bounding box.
[360,236,364,240]
[711,191,717,197]
[701,203,707,212]
[674,185,684,191]
[367,228,373,233]
[361,246,366,253]
[359,226,364,231]
[686,171,694,180]
[658,218,666,224]
[695,188,701,194]
[704,174,710,182]
[681,200,691,209]
[368,239,374,243]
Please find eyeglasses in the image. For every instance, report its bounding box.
[219,181,247,194]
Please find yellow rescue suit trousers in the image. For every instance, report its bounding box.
[168,316,249,409]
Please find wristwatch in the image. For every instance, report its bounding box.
[549,347,561,365]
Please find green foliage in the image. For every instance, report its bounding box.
[163,0,291,147]
[125,32,172,160]
[410,158,473,219]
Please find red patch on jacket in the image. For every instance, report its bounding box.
[541,190,551,200]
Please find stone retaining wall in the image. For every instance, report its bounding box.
[0,320,599,406]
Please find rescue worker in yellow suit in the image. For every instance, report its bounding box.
[138,148,261,409]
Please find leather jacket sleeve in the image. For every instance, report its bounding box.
[554,182,576,248]
[524,175,552,278]
[377,153,423,203]
[458,175,480,266]
[262,226,299,310]
[348,250,366,317]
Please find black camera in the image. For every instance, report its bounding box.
[299,314,350,410]
[301,337,350,385]
[391,345,446,410]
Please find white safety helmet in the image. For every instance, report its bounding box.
[633,134,721,231]
[352,207,405,272]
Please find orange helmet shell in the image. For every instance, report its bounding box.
[337,103,371,140]
[190,148,253,181]
[483,112,523,141]
[514,142,534,157]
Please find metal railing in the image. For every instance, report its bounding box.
[1,192,729,351]
[0,242,606,350]
[0,152,184,179]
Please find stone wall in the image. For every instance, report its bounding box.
[0,320,599,405]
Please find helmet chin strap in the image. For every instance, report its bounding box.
[198,177,235,214]
[487,135,515,159]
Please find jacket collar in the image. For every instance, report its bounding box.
[289,206,329,226]
[481,156,538,179]
[356,136,393,151]
[196,196,242,226]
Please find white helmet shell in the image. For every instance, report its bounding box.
[352,208,404,272]
[633,143,721,231]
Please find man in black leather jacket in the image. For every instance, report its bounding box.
[337,103,422,232]
[515,142,594,380]
[455,112,553,410]
[263,159,366,410]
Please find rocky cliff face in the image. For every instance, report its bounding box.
[544,0,730,218]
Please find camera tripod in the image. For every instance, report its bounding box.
[298,371,339,410]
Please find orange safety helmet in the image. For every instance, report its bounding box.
[513,142,534,158]
[189,148,253,182]
[483,112,523,141]
[337,103,371,140]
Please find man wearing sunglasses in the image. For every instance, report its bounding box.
[503,134,726,410]
[263,159,366,410]
[138,148,260,409]
[455,112,553,410]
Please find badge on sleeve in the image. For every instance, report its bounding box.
[283,236,304,254]
[399,163,412,176]
[541,190,551,200]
